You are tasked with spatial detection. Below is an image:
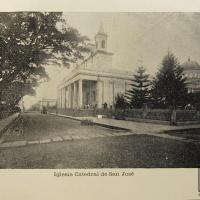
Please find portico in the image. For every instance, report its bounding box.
[61,80,99,109]
[58,76,104,109]
[58,68,133,109]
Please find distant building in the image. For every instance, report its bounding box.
[30,102,40,111]
[39,98,57,110]
[182,58,200,93]
[18,98,24,111]
[57,25,133,109]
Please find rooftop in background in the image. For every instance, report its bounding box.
[182,58,200,71]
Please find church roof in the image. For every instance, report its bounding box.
[80,49,113,65]
[182,58,200,71]
[98,24,105,34]
[96,24,107,36]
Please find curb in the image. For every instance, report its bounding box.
[0,130,198,149]
[50,113,200,133]
[162,127,200,134]
[92,121,130,132]
[125,117,170,125]
[0,113,20,138]
[0,131,134,149]
[49,113,82,121]
[49,113,131,132]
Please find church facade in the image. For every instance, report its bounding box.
[57,26,133,109]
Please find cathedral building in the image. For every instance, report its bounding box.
[57,26,133,109]
[182,58,200,93]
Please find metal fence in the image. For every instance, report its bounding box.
[176,110,199,121]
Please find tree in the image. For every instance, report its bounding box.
[151,52,187,109]
[186,92,200,110]
[0,12,89,108]
[114,93,127,110]
[126,66,151,108]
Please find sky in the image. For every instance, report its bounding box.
[23,12,200,109]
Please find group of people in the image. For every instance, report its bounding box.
[83,102,111,110]
[41,106,47,114]
[83,103,98,109]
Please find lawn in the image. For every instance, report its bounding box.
[167,129,200,141]
[1,113,120,142]
[1,112,200,168]
[0,134,200,168]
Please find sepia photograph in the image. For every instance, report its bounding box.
[0,12,200,169]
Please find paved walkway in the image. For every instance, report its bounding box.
[50,113,200,133]
[50,113,200,143]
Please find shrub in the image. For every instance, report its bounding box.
[80,119,94,126]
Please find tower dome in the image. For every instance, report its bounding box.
[182,58,200,71]
[182,58,200,93]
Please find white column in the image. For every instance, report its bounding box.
[68,85,71,108]
[60,89,62,108]
[57,90,60,108]
[78,79,83,108]
[97,81,103,108]
[65,87,68,108]
[67,86,70,108]
[70,84,73,108]
[59,90,61,108]
[62,88,65,108]
[64,87,66,108]
[66,86,68,108]
[73,82,77,108]
[69,84,72,108]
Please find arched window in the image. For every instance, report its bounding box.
[101,40,105,48]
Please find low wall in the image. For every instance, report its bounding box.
[95,108,171,121]
[48,108,200,124]
[176,110,199,121]
[48,108,96,117]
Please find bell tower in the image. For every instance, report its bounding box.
[95,24,108,51]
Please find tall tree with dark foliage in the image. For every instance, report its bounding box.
[151,52,187,109]
[126,66,151,108]
[0,12,88,109]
